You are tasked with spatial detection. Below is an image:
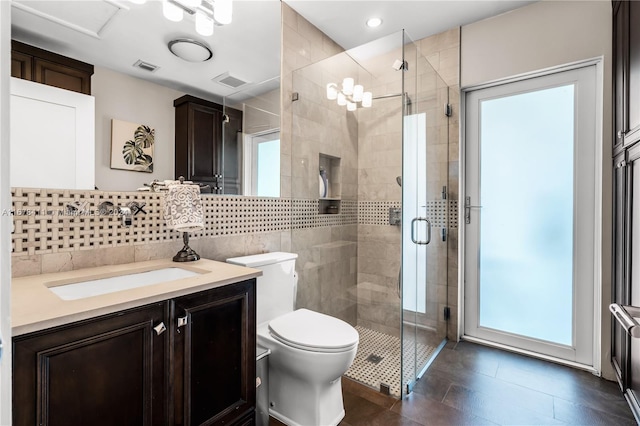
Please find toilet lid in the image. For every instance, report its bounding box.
[268,309,359,353]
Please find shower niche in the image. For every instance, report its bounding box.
[318,153,341,214]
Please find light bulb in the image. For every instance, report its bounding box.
[163,0,183,22]
[347,101,357,111]
[337,92,347,106]
[353,84,364,102]
[362,92,372,108]
[326,83,338,100]
[196,11,214,36]
[214,0,233,25]
[366,17,382,28]
[342,77,354,95]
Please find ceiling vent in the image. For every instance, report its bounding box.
[133,60,159,73]
[212,72,249,89]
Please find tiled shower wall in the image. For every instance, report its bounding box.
[283,4,359,326]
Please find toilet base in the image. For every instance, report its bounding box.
[270,407,345,426]
[267,359,349,426]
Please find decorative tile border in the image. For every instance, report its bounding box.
[358,200,458,229]
[10,188,458,256]
[291,199,358,229]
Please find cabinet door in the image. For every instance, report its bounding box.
[189,103,223,186]
[627,145,640,413]
[172,279,256,425]
[11,51,31,80]
[34,58,92,95]
[13,302,168,426]
[613,0,628,150]
[629,0,640,138]
[612,152,629,387]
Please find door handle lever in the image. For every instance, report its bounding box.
[464,196,482,224]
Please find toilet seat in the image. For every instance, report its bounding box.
[268,309,359,353]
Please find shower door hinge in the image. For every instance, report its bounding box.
[291,92,299,102]
[444,103,452,117]
[444,306,451,320]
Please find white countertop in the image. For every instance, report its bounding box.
[12,258,262,336]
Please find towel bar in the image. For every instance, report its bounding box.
[610,303,640,338]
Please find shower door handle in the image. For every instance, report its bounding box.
[410,217,431,245]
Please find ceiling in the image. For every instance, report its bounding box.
[10,0,536,103]
[285,0,537,50]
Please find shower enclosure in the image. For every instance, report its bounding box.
[289,31,452,397]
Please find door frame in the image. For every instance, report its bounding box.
[459,58,604,374]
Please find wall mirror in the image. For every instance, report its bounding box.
[9,0,281,194]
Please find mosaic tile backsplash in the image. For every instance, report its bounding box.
[11,188,458,256]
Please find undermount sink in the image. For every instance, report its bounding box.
[48,267,202,300]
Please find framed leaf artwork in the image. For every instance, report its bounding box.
[110,119,155,173]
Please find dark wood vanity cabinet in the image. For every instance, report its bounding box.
[172,280,256,425]
[13,302,168,426]
[11,40,94,95]
[13,279,256,426]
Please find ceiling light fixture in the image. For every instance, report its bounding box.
[366,17,382,28]
[168,38,213,62]
[133,0,232,37]
[327,78,372,110]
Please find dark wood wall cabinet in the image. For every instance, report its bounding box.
[13,279,256,426]
[11,40,94,95]
[174,95,242,194]
[612,0,640,419]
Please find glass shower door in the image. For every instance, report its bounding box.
[401,30,450,395]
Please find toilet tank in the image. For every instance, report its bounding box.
[227,252,298,325]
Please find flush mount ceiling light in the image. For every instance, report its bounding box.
[168,38,213,62]
[130,0,232,36]
[327,78,372,111]
[366,17,382,28]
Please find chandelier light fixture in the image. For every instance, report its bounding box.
[326,78,372,111]
[130,0,232,37]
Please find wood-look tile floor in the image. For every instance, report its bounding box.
[273,340,637,425]
[340,340,636,425]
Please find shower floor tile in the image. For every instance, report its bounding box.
[345,326,438,397]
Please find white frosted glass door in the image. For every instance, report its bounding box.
[464,65,598,365]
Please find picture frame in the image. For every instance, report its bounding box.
[110,119,155,173]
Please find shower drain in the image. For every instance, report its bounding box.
[365,354,383,364]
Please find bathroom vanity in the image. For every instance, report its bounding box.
[12,259,260,426]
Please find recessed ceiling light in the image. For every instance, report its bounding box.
[366,17,382,28]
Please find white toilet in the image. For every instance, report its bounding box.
[227,252,359,426]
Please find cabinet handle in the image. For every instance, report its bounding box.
[153,322,166,335]
[177,315,188,328]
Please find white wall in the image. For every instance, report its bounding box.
[461,0,613,379]
[93,67,183,191]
